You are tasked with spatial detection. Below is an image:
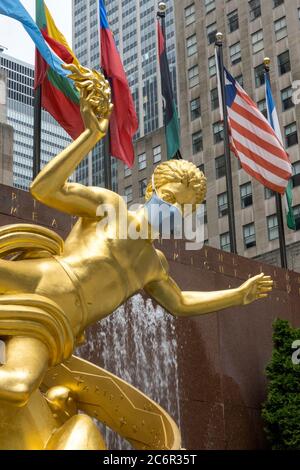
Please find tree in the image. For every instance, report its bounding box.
[262,319,300,449]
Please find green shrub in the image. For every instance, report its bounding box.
[262,319,300,450]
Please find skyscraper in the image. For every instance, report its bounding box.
[174,0,300,271]
[0,53,71,191]
[72,0,177,188]
[0,69,13,186]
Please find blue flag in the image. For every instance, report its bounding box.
[265,74,296,231]
[0,0,69,79]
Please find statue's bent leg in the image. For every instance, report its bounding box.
[45,415,107,450]
[0,336,49,407]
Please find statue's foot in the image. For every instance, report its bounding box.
[45,414,107,450]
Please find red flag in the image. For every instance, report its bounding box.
[100,0,138,167]
[35,1,84,140]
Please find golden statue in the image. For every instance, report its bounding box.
[0,64,273,450]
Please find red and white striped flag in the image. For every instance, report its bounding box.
[216,58,292,194]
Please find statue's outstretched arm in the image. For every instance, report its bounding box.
[145,273,273,318]
[30,65,117,217]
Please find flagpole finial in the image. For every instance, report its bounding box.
[264,57,271,71]
[215,32,224,46]
[158,2,167,16]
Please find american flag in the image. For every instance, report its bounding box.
[216,61,292,194]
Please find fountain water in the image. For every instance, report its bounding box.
[79,293,180,450]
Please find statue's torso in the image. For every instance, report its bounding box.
[53,216,165,325]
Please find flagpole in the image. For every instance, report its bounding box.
[103,128,112,190]
[98,0,112,190]
[215,33,237,254]
[264,57,288,269]
[33,85,42,179]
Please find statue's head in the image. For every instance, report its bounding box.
[145,160,207,212]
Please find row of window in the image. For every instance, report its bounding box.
[190,83,293,125]
[188,49,292,91]
[220,205,300,252]
[194,12,288,52]
[185,0,285,26]
[199,155,300,191]
[124,145,162,177]
[191,120,298,155]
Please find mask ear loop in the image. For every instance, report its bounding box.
[152,174,156,194]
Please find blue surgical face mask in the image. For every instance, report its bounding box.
[144,176,182,237]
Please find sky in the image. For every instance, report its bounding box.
[0,0,72,65]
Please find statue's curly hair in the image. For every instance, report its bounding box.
[145,160,207,206]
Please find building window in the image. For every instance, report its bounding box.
[265,187,275,199]
[124,165,132,178]
[205,0,215,14]
[258,99,268,118]
[293,205,300,230]
[267,215,279,241]
[190,98,201,121]
[185,4,196,26]
[211,88,219,110]
[285,123,298,148]
[292,161,300,187]
[125,186,133,203]
[230,42,241,65]
[243,223,256,249]
[218,192,228,218]
[198,163,205,174]
[236,75,244,87]
[273,0,284,8]
[139,179,147,198]
[255,64,265,88]
[228,10,239,33]
[207,22,217,45]
[281,86,294,111]
[192,131,203,154]
[208,56,216,77]
[153,145,161,164]
[138,153,147,171]
[249,0,261,21]
[215,155,226,179]
[213,122,224,143]
[275,17,287,41]
[252,30,264,54]
[187,34,197,57]
[278,51,291,75]
[240,182,253,208]
[220,232,231,252]
[188,65,199,88]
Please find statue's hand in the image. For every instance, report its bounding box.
[238,273,273,305]
[63,63,113,134]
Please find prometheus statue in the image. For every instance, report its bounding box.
[0,64,273,450]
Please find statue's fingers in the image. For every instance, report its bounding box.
[79,87,89,102]
[248,273,264,284]
[258,293,268,299]
[258,287,273,293]
[75,80,94,90]
[259,281,274,287]
[62,63,79,73]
